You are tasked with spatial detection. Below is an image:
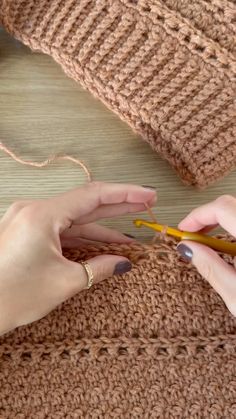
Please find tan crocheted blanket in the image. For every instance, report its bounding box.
[1,0,235,187]
[1,240,236,418]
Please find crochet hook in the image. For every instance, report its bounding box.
[134,219,236,256]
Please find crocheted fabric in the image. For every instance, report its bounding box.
[0,0,236,187]
[1,240,236,418]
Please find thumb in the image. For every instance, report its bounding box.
[59,254,132,298]
[177,241,236,315]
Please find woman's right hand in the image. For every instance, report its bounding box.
[177,195,236,316]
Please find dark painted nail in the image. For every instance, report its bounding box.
[114,261,132,275]
[124,233,136,239]
[177,243,193,262]
[142,185,156,190]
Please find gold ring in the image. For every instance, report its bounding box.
[80,261,94,289]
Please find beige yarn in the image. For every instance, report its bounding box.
[0,0,235,187]
[1,239,236,418]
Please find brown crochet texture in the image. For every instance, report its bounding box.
[1,239,236,418]
[0,0,236,187]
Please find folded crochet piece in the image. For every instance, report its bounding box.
[0,0,236,187]
[1,240,236,418]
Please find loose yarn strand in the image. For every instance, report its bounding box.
[144,202,169,243]
[144,203,159,244]
[0,142,92,181]
[144,202,157,223]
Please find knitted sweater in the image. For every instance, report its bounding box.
[0,240,236,418]
[0,0,235,188]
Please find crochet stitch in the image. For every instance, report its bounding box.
[0,0,235,187]
[0,240,236,418]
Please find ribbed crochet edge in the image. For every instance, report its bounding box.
[1,30,233,189]
[1,0,235,188]
[10,36,236,188]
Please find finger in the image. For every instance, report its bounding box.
[61,223,135,243]
[74,202,153,224]
[177,241,236,316]
[45,182,157,230]
[0,200,34,224]
[178,195,236,236]
[59,254,132,297]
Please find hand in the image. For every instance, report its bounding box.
[177,195,236,316]
[0,182,156,335]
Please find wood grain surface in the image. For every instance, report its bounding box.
[0,29,235,240]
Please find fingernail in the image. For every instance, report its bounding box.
[114,261,132,275]
[177,243,193,262]
[142,185,156,190]
[124,233,136,239]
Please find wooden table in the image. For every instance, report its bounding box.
[0,29,235,240]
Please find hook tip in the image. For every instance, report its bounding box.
[133,219,143,228]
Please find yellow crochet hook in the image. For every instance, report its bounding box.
[134,219,236,256]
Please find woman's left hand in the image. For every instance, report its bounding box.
[0,182,156,335]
